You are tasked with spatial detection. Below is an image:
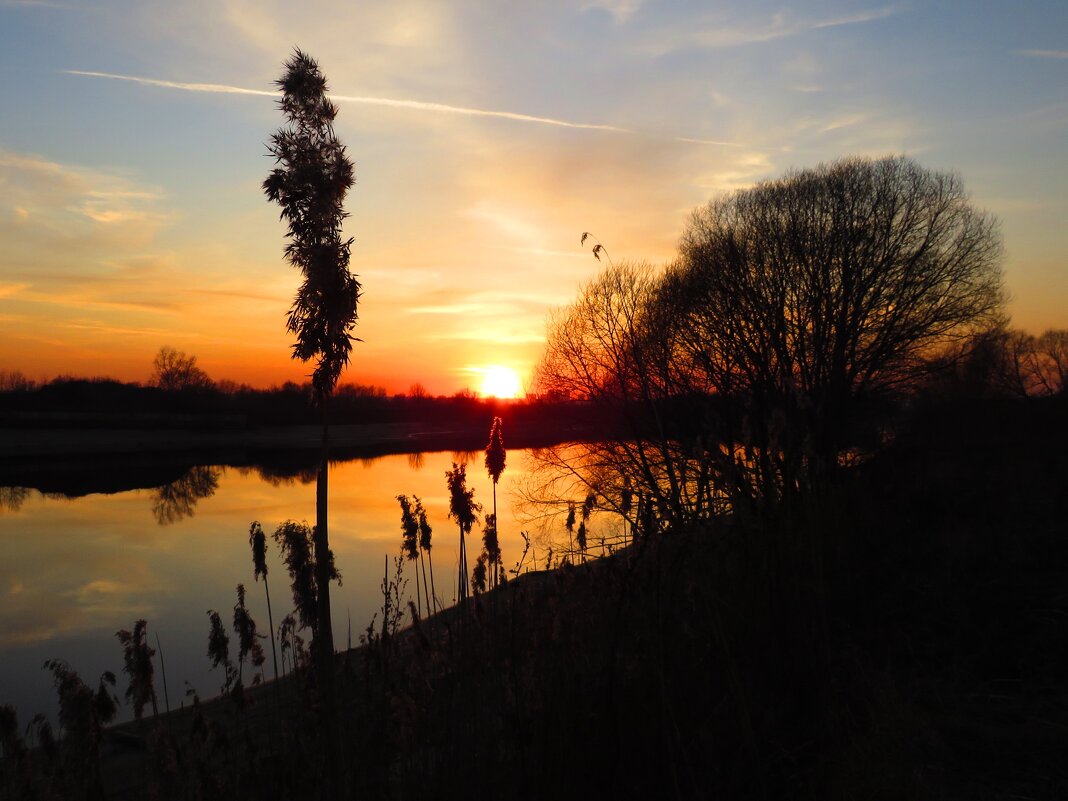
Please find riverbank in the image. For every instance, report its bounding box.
[5,397,1066,800]
[1,420,595,498]
[3,416,596,461]
[4,421,436,457]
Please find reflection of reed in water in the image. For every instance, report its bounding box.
[152,466,220,525]
[407,451,425,470]
[0,486,31,513]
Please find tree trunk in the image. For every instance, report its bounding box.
[315,394,340,796]
[492,481,499,588]
[315,427,336,663]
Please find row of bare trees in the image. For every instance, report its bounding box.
[534,156,1008,526]
[958,328,1068,398]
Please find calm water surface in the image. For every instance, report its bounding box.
[0,449,562,727]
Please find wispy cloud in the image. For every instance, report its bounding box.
[410,303,496,316]
[0,146,167,240]
[432,329,545,344]
[64,69,740,147]
[820,112,869,133]
[62,320,181,336]
[810,7,899,30]
[645,4,899,53]
[1018,49,1068,60]
[506,246,589,260]
[585,0,643,24]
[463,202,544,243]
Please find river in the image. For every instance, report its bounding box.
[0,448,581,728]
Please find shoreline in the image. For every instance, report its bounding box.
[2,419,593,459]
[0,421,595,496]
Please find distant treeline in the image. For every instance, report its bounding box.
[0,372,599,433]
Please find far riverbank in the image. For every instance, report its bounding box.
[1,420,597,497]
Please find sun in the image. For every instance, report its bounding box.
[477,365,524,399]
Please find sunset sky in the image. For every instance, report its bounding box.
[1,0,1065,395]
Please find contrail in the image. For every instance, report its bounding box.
[66,69,740,146]
[67,71,275,97]
[65,70,627,132]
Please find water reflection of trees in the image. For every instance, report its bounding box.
[152,466,221,525]
[252,464,319,487]
[449,450,478,466]
[0,486,31,513]
[407,452,425,470]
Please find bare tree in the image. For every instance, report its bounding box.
[978,328,1068,397]
[1026,329,1068,396]
[532,261,718,533]
[673,156,1002,489]
[151,346,212,391]
[534,156,1004,526]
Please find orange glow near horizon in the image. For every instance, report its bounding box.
[473,365,525,399]
[0,3,1065,392]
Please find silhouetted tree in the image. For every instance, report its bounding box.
[985,328,1068,397]
[264,49,359,400]
[1034,329,1068,395]
[537,156,1005,521]
[671,155,1003,489]
[0,370,36,392]
[264,48,359,773]
[151,346,212,391]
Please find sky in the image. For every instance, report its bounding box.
[0,0,1065,396]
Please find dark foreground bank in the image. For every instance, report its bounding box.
[3,396,1066,800]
